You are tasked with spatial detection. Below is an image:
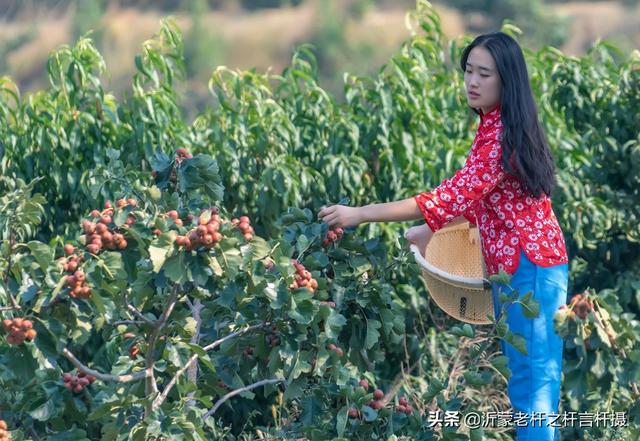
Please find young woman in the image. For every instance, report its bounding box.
[318,32,569,441]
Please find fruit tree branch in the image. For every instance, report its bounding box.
[126,303,154,325]
[145,285,181,409]
[3,232,22,311]
[151,322,269,411]
[0,305,21,312]
[62,348,149,383]
[186,298,203,406]
[203,378,284,418]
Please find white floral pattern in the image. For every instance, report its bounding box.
[414,106,568,275]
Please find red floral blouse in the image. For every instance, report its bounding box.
[414,105,568,276]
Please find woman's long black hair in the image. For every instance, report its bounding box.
[460,32,556,198]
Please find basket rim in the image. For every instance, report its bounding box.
[409,244,492,290]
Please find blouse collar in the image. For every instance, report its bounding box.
[479,104,501,129]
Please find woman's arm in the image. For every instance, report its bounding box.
[318,197,423,228]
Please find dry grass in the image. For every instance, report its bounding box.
[550,1,640,54]
[0,1,638,96]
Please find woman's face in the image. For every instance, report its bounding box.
[464,45,501,114]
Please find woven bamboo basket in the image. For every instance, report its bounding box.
[409,221,494,325]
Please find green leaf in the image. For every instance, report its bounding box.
[289,352,312,380]
[450,324,474,338]
[164,253,186,284]
[490,355,512,380]
[463,370,492,387]
[489,269,511,286]
[520,293,540,319]
[300,396,323,427]
[470,427,485,441]
[288,298,316,325]
[98,251,126,280]
[27,241,54,271]
[149,234,174,273]
[177,155,224,202]
[362,405,378,422]
[284,377,307,401]
[88,400,123,421]
[425,378,445,402]
[29,398,57,421]
[590,351,606,378]
[218,246,242,279]
[510,334,528,355]
[336,405,349,438]
[365,319,381,349]
[324,311,347,339]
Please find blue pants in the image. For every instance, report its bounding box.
[491,248,569,441]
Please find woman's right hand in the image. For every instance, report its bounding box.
[317,205,363,228]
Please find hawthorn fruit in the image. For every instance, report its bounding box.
[62,371,96,394]
[2,317,37,345]
[359,379,369,390]
[369,400,384,410]
[574,298,593,320]
[373,389,384,400]
[322,226,344,247]
[129,345,141,359]
[0,419,9,441]
[289,260,318,293]
[175,148,193,160]
[234,214,254,241]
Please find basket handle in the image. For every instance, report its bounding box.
[409,244,492,290]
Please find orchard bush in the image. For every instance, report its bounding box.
[0,1,638,439]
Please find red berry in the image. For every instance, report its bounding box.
[370,400,384,410]
[64,244,75,256]
[359,379,369,390]
[373,389,384,400]
[86,244,100,254]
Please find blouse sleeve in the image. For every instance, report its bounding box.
[414,137,506,232]
[463,201,478,226]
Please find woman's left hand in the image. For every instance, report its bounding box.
[405,223,433,257]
